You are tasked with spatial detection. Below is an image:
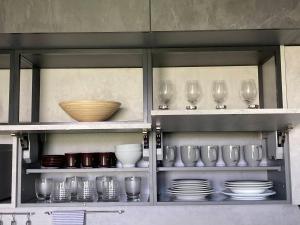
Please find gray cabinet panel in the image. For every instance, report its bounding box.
[0,0,150,33]
[151,0,300,31]
[284,46,300,204]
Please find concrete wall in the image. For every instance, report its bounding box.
[0,0,150,33]
[151,0,300,31]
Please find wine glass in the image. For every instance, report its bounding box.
[158,80,174,110]
[212,80,228,109]
[35,178,53,203]
[185,80,201,110]
[240,79,258,108]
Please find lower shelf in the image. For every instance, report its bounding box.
[20,195,151,207]
[157,194,289,205]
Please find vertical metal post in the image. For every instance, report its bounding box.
[31,66,40,122]
[9,51,21,124]
[142,50,153,123]
[258,64,264,109]
[275,47,283,108]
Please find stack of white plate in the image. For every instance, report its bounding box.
[167,179,213,201]
[222,180,276,200]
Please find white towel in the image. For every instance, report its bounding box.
[52,210,85,225]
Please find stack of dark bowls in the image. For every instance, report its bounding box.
[41,152,117,169]
[41,155,65,168]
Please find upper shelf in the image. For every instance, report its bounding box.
[20,49,144,69]
[0,53,10,69]
[151,109,300,132]
[0,122,151,134]
[152,47,276,67]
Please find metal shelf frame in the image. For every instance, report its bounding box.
[0,45,296,208]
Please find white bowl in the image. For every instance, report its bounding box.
[115,144,141,152]
[115,144,142,168]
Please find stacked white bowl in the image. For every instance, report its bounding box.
[115,144,142,168]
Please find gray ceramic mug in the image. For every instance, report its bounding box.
[180,145,200,167]
[163,146,177,167]
[200,145,218,167]
[243,145,263,167]
[222,145,240,167]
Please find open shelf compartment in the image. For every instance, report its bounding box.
[154,131,291,205]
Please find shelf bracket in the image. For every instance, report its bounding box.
[142,130,149,160]
[156,127,163,161]
[20,133,39,164]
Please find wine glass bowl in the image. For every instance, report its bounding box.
[240,79,258,108]
[185,80,201,110]
[212,80,228,109]
[158,80,174,110]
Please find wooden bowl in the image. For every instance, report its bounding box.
[59,100,121,122]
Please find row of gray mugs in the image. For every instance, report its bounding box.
[163,145,263,167]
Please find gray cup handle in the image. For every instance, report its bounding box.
[210,147,217,161]
[258,146,263,161]
[233,147,239,162]
[195,149,200,161]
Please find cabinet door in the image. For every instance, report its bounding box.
[151,0,300,31]
[0,0,150,33]
[284,46,300,204]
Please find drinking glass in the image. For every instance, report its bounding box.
[52,180,71,203]
[159,80,174,110]
[96,176,120,202]
[77,178,97,202]
[65,176,83,201]
[212,80,228,109]
[35,178,53,202]
[125,176,142,201]
[240,79,258,108]
[185,80,201,110]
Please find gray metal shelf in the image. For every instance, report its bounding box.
[151,109,300,132]
[157,166,282,172]
[26,168,149,174]
[0,122,151,134]
[156,200,289,206]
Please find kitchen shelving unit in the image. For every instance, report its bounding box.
[151,46,293,205]
[0,45,299,208]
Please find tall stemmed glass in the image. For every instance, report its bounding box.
[158,80,174,110]
[212,80,228,109]
[185,80,201,110]
[240,79,258,109]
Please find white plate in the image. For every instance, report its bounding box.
[230,196,267,201]
[222,190,276,197]
[225,180,272,185]
[172,180,209,185]
[227,187,272,194]
[168,190,213,194]
[173,179,208,182]
[168,191,213,195]
[170,186,211,190]
[174,195,207,201]
[171,184,211,189]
